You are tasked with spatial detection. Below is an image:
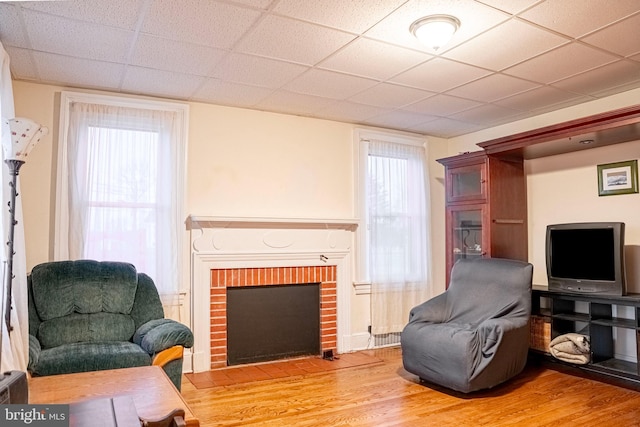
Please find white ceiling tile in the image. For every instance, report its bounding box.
[446,73,539,102]
[0,4,28,48]
[503,43,619,83]
[255,90,335,115]
[284,69,377,99]
[364,0,510,53]
[551,60,640,96]
[407,117,485,138]
[529,98,595,116]
[348,83,433,108]
[210,54,309,89]
[231,0,276,9]
[318,38,432,81]
[143,0,262,50]
[192,79,273,107]
[130,35,226,76]
[403,94,481,115]
[474,0,542,14]
[121,66,206,99]
[314,101,389,123]
[235,15,356,65]
[581,13,640,57]
[451,103,525,124]
[520,0,640,38]
[443,19,569,70]
[20,0,142,30]
[365,109,435,130]
[5,46,38,80]
[32,51,124,90]
[273,0,406,33]
[494,86,588,111]
[23,10,132,62]
[391,58,491,92]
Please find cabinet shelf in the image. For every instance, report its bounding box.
[591,318,637,329]
[532,286,640,390]
[590,359,639,378]
[553,313,590,323]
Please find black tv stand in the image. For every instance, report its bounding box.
[531,285,640,390]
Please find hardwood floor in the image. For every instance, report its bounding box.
[181,347,640,426]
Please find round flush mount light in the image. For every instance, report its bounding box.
[410,14,461,51]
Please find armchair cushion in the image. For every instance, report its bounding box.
[37,313,135,349]
[133,319,194,354]
[30,261,137,320]
[31,342,151,377]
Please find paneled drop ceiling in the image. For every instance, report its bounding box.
[1,0,640,138]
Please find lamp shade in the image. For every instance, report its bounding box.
[3,117,48,162]
[410,15,461,50]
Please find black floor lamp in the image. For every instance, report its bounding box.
[0,117,47,404]
[3,117,48,332]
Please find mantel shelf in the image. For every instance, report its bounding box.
[186,215,359,231]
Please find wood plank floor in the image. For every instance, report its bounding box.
[181,347,640,427]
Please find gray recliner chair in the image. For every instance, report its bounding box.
[401,258,533,393]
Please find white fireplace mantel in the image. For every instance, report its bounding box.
[186,215,359,231]
[187,215,358,373]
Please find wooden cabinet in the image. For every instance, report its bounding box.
[532,286,640,389]
[438,151,527,285]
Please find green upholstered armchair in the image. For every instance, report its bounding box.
[27,260,194,390]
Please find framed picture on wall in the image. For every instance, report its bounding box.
[597,160,639,196]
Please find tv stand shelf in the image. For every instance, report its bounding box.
[531,285,640,389]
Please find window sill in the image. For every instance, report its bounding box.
[353,281,371,295]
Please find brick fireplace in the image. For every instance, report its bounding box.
[187,215,357,373]
[209,265,337,368]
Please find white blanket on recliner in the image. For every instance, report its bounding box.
[549,333,590,365]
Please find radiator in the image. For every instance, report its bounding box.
[373,332,401,348]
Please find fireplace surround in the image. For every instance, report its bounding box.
[211,266,335,368]
[188,216,358,373]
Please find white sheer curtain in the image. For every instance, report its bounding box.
[60,101,183,317]
[368,139,432,335]
[0,42,28,372]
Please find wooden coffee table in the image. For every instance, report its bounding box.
[29,366,199,426]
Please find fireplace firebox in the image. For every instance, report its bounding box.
[227,283,320,365]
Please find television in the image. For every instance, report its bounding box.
[546,222,626,296]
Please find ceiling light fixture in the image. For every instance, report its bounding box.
[410,14,461,51]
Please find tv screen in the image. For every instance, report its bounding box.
[546,222,626,296]
[549,228,615,281]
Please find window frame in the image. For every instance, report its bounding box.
[54,91,189,282]
[353,128,428,294]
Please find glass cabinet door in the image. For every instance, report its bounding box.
[451,209,485,265]
[446,162,486,202]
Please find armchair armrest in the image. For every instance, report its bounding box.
[133,319,194,355]
[152,345,184,368]
[407,292,448,324]
[28,334,41,372]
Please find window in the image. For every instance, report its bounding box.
[354,129,432,335]
[55,92,188,305]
